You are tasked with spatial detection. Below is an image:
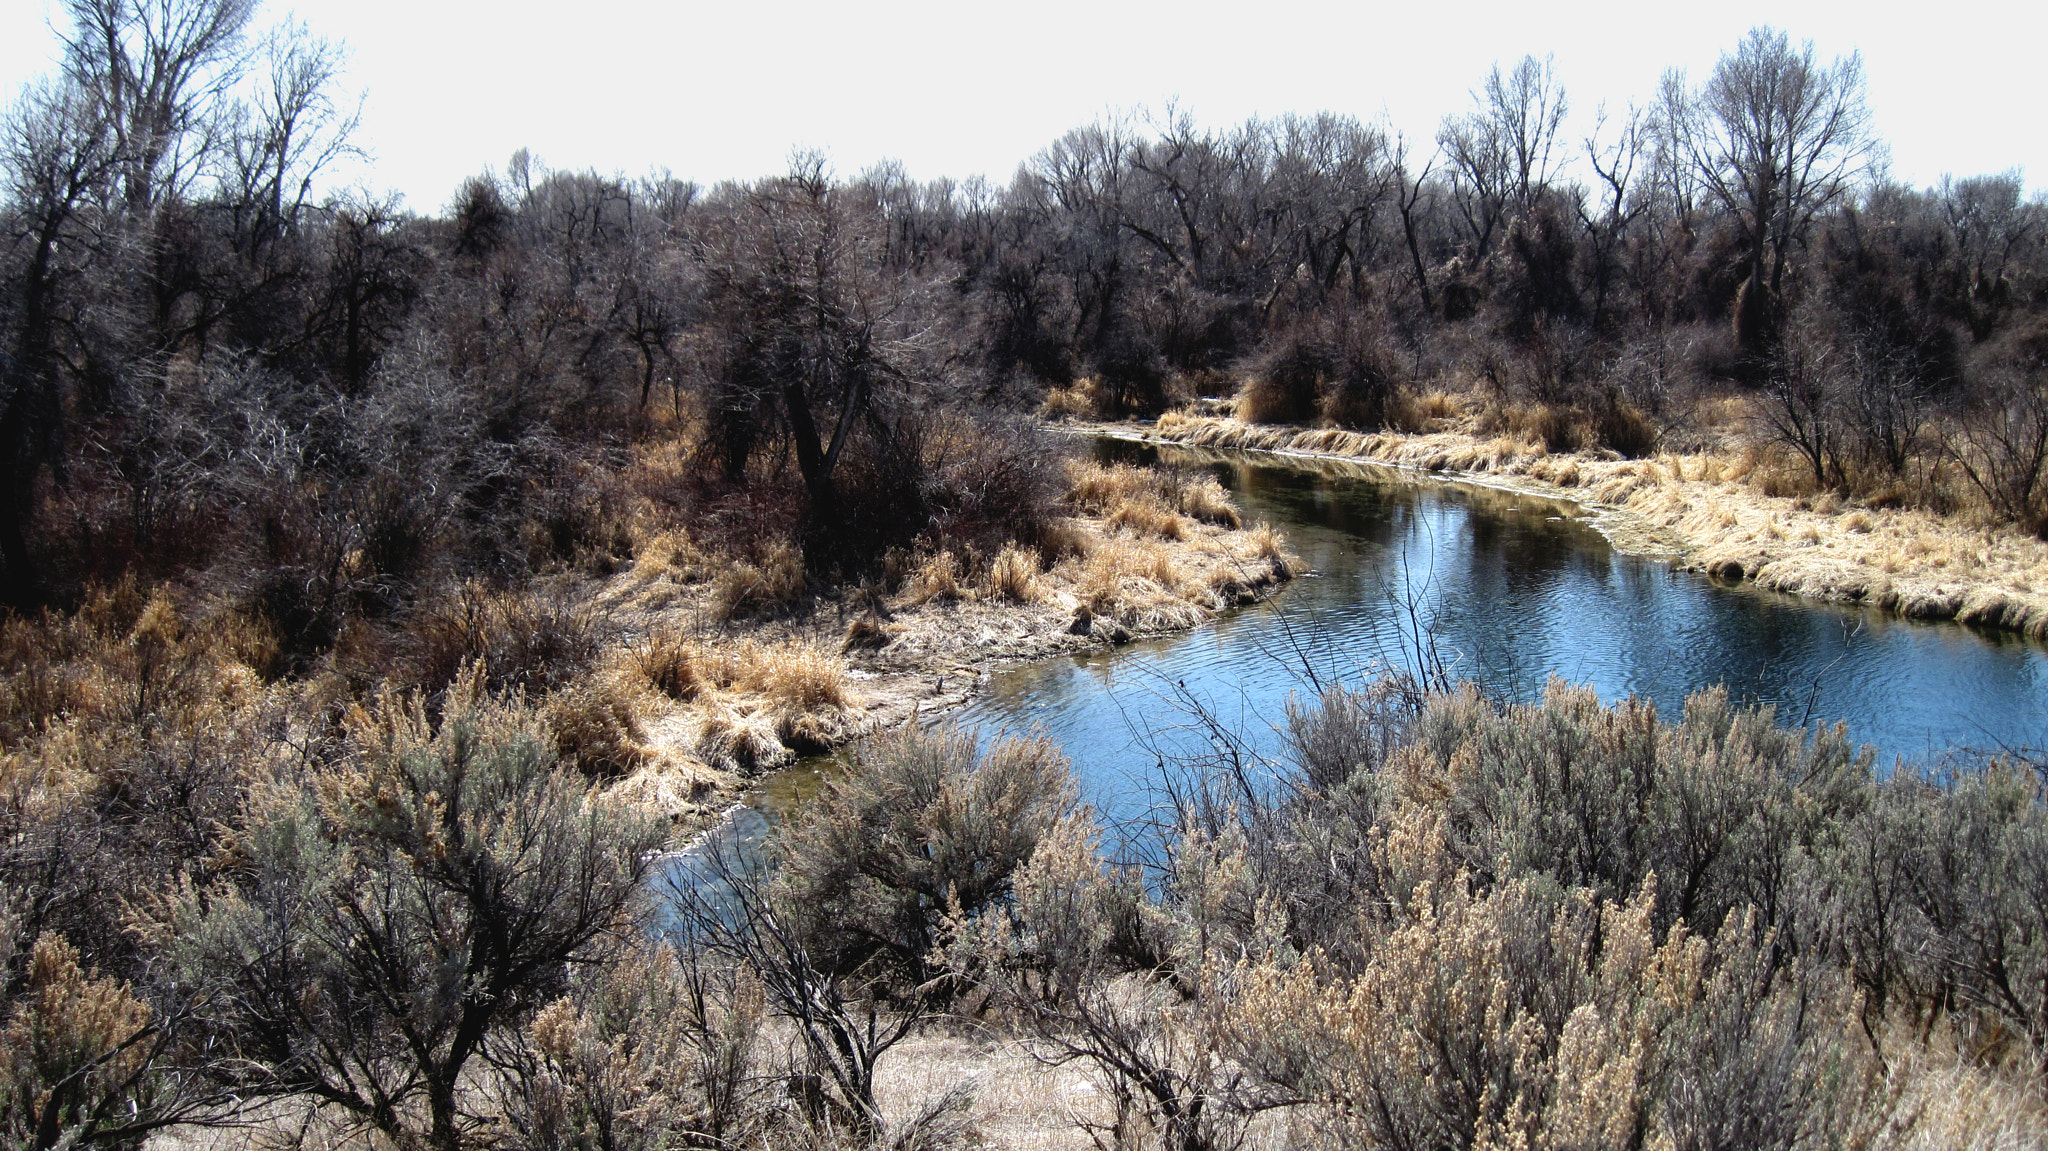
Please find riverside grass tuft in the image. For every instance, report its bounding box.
[1141,409,2048,639]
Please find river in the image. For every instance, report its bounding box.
[934,437,2048,812]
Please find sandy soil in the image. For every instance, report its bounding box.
[1114,412,2048,642]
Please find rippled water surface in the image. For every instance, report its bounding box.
[942,437,2048,810]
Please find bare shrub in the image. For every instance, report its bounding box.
[1948,338,2048,534]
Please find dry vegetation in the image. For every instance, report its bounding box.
[571,683,2048,1151]
[575,454,1294,819]
[8,1,2048,1144]
[1135,404,2048,638]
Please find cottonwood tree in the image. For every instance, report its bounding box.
[1438,55,1569,259]
[1663,27,1877,352]
[60,0,259,214]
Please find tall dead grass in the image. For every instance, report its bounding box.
[984,543,1045,603]
[1065,461,1243,536]
[709,542,807,620]
[1141,410,2048,639]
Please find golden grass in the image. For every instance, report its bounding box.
[842,613,898,651]
[708,541,805,620]
[1063,461,1155,515]
[906,549,965,604]
[628,625,704,700]
[1175,474,1242,527]
[1039,377,1120,421]
[695,704,789,774]
[1139,410,2048,640]
[1106,497,1187,540]
[542,676,650,778]
[608,626,865,777]
[1066,459,1245,537]
[984,543,1045,603]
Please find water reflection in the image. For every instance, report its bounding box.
[946,438,2048,810]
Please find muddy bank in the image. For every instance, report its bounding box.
[1105,413,2048,641]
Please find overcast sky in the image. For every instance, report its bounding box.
[4,0,2043,213]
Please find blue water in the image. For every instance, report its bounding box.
[942,438,2048,815]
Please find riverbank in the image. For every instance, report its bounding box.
[1101,411,2048,641]
[583,459,1296,827]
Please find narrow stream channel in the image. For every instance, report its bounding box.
[660,435,2048,897]
[936,437,2048,811]
[726,435,2048,847]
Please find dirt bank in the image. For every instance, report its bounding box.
[1107,412,2048,642]
[580,462,1296,828]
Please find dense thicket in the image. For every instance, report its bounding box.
[5,14,2047,630]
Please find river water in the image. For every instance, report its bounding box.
[935,437,2048,813]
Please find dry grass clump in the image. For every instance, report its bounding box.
[625,527,713,585]
[626,638,862,772]
[611,618,867,772]
[1036,517,1094,562]
[543,677,650,778]
[983,543,1044,603]
[1234,370,1314,425]
[1107,498,1188,540]
[906,550,965,605]
[1244,524,1293,577]
[696,705,792,774]
[600,758,721,821]
[1063,461,1157,515]
[1401,389,1465,430]
[709,542,806,620]
[1068,538,1209,633]
[1038,377,1117,420]
[0,584,278,797]
[409,580,603,696]
[1065,460,1244,536]
[1173,474,1241,527]
[628,626,704,701]
[747,644,849,714]
[842,612,898,651]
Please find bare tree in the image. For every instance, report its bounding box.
[1664,27,1877,352]
[1437,55,1568,258]
[60,0,259,213]
[1577,103,1654,329]
[0,77,117,602]
[1392,137,1438,317]
[222,19,360,250]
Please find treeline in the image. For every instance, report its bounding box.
[7,9,2048,640]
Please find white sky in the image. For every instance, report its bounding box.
[4,0,2044,213]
